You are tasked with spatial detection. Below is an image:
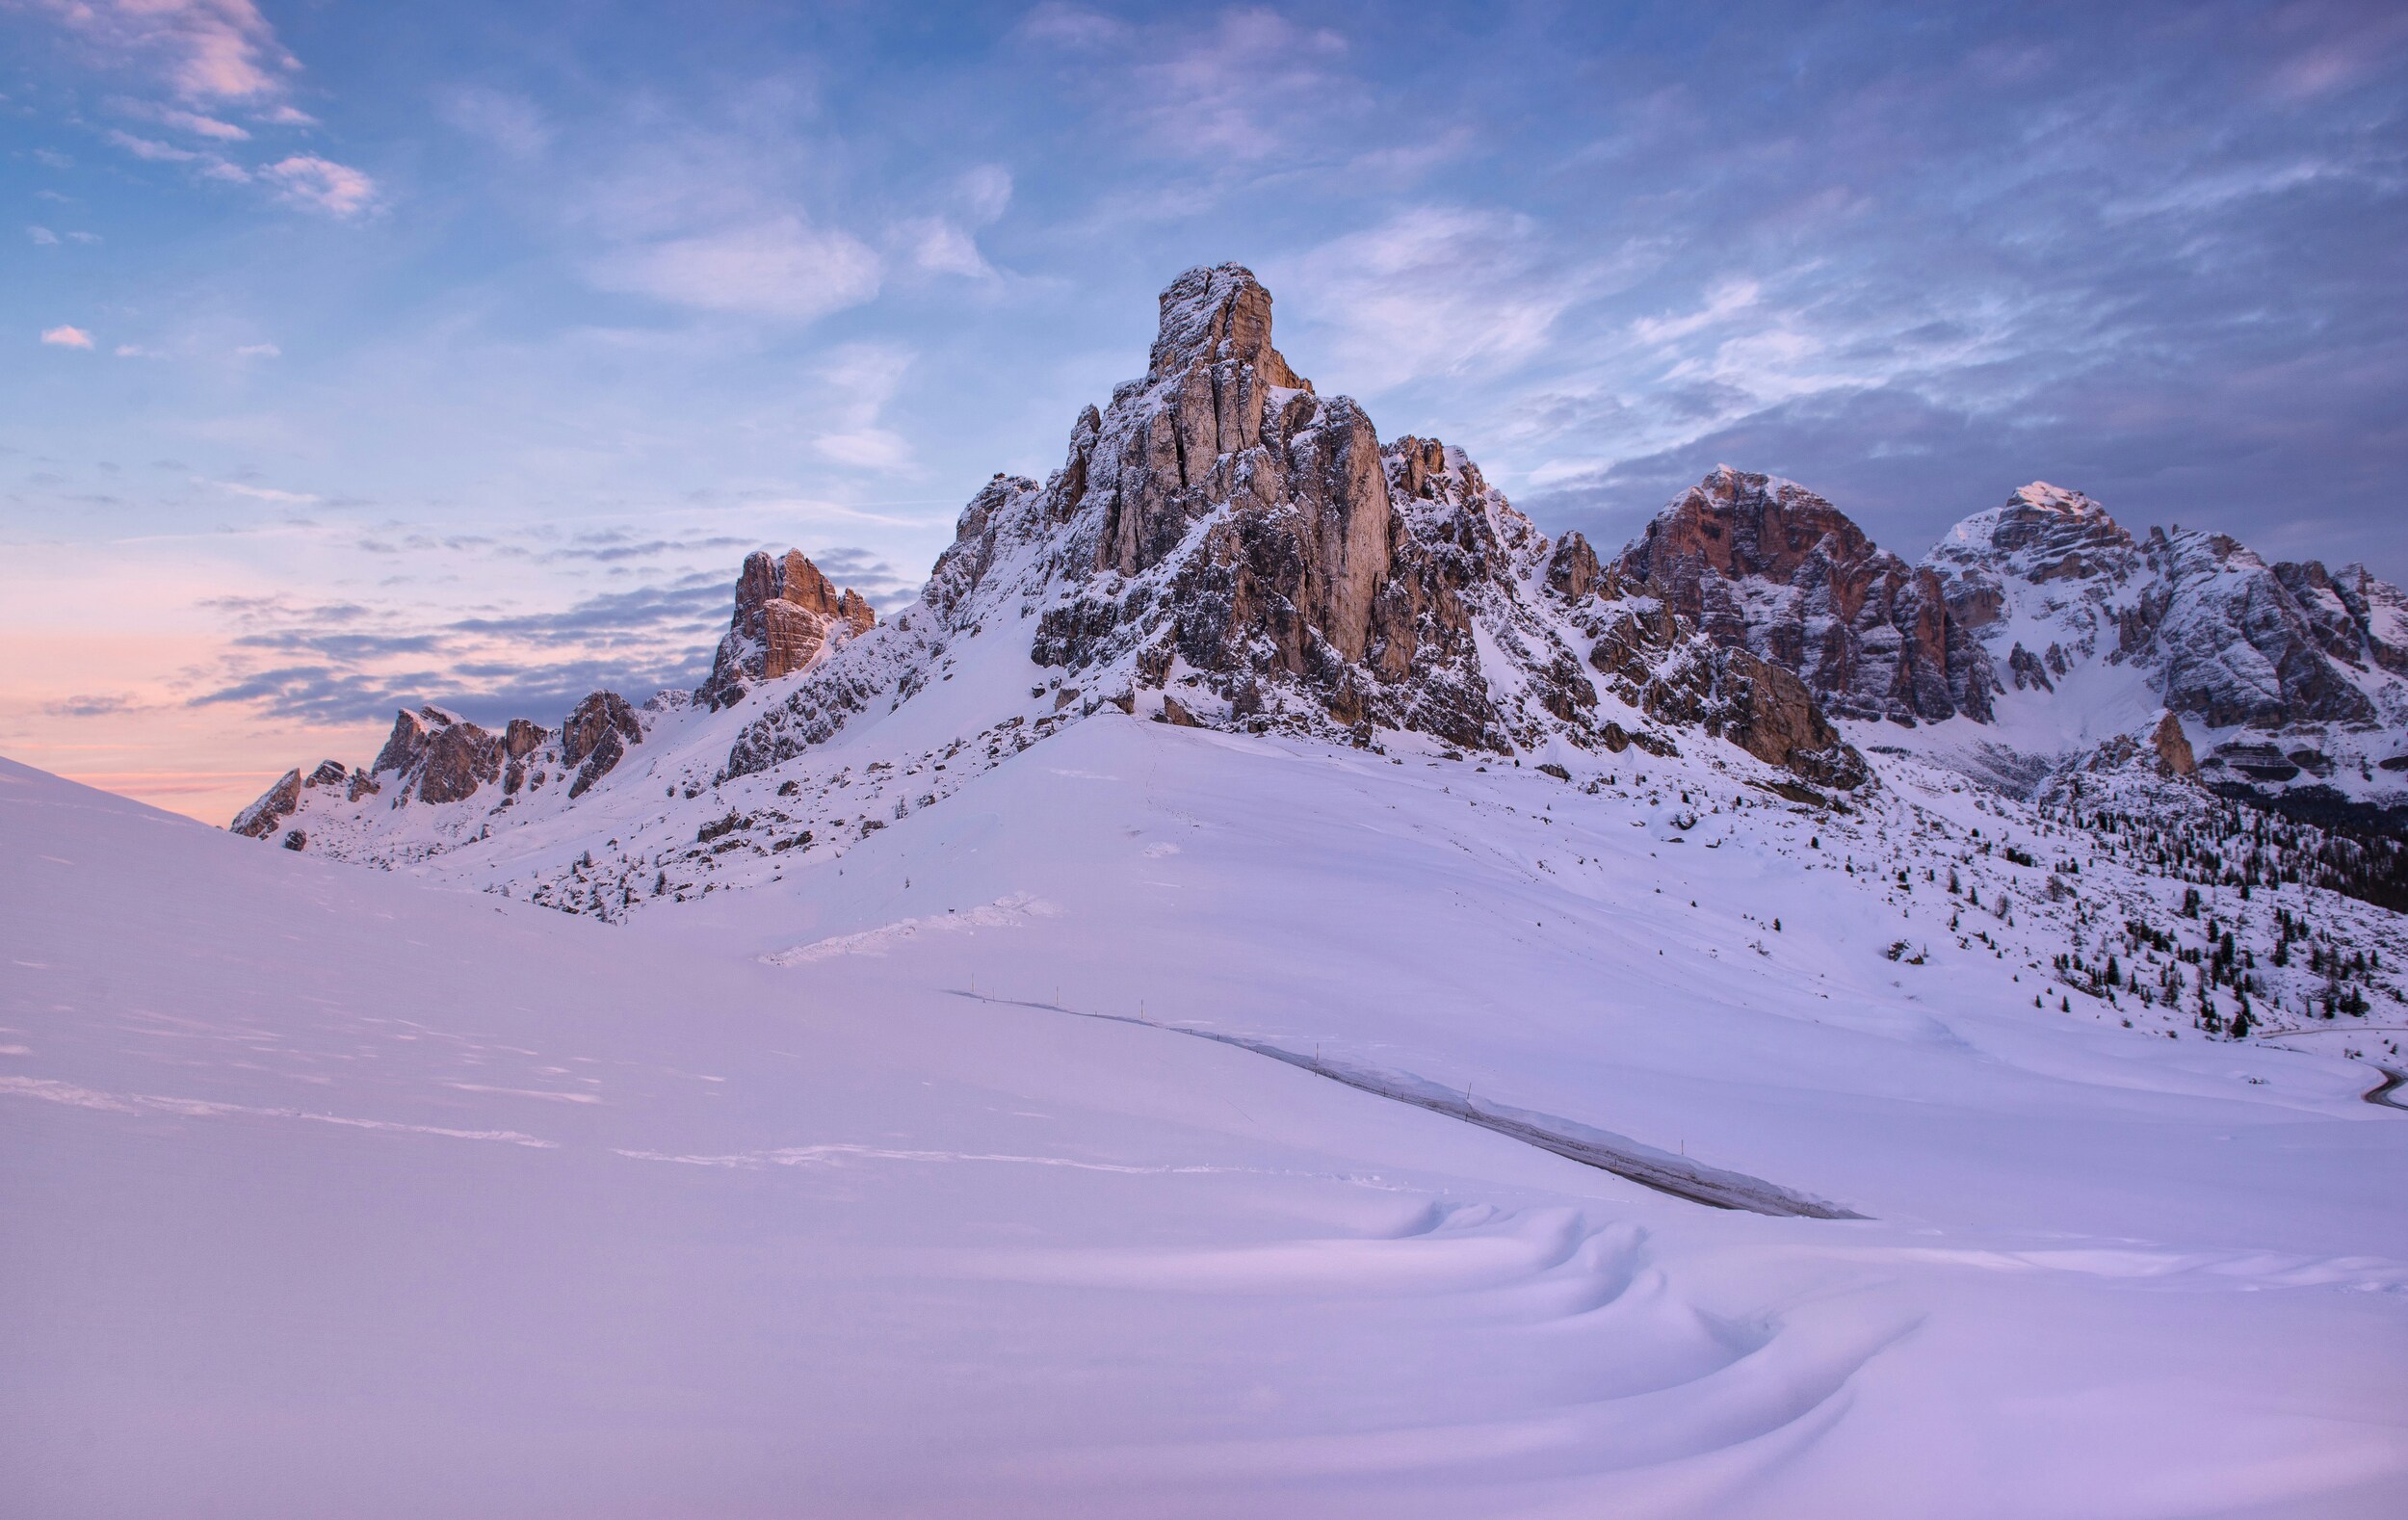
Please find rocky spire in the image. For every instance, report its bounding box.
[1144,262,1307,392]
[1044,263,1391,666]
[368,705,510,804]
[698,547,880,710]
[560,691,642,799]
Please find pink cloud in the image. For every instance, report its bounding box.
[262,155,379,218]
[38,0,297,102]
[40,325,95,349]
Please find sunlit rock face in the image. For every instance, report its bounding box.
[1614,465,1996,727]
[698,549,878,711]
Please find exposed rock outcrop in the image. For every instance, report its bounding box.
[249,694,621,825]
[561,691,641,799]
[2142,529,2379,730]
[231,768,303,839]
[2151,711,2196,777]
[1928,483,2408,734]
[232,757,369,841]
[368,705,506,805]
[698,548,878,710]
[1613,467,1995,726]
[1572,591,1868,789]
[910,270,1581,754]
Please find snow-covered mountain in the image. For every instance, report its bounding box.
[232,265,1874,886]
[1599,467,2408,832]
[19,264,2408,1513]
[224,265,2406,968]
[1924,483,2408,826]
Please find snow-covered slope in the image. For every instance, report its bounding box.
[11,724,2408,1515]
[21,258,2408,1515]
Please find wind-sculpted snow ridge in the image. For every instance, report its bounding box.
[930,982,1863,1217]
[763,892,1061,963]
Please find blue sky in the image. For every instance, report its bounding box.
[6,1,2406,818]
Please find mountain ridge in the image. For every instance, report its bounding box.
[227,265,2408,921]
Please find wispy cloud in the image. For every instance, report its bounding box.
[36,2,374,217]
[208,479,317,504]
[107,127,201,162]
[895,166,1013,280]
[40,326,95,350]
[155,105,249,140]
[261,155,378,217]
[42,693,160,720]
[1277,207,1611,391]
[189,576,736,725]
[589,215,879,321]
[1013,3,1132,51]
[1021,5,1362,164]
[438,86,552,159]
[28,225,61,246]
[809,343,917,472]
[1632,280,1764,347]
[34,0,298,102]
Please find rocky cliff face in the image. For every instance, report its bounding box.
[560,690,643,799]
[230,758,371,848]
[1924,483,2143,696]
[698,548,877,711]
[2138,528,2387,731]
[1590,470,2407,824]
[1613,466,1996,726]
[371,705,506,805]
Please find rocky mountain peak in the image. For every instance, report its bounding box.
[369,704,511,805]
[698,547,879,710]
[1624,465,1874,586]
[1613,467,1995,726]
[1145,263,1307,392]
[1935,484,2137,588]
[2137,527,2384,730]
[2008,481,2102,514]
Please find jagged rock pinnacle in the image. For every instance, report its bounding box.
[698,548,879,710]
[1146,263,1307,390]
